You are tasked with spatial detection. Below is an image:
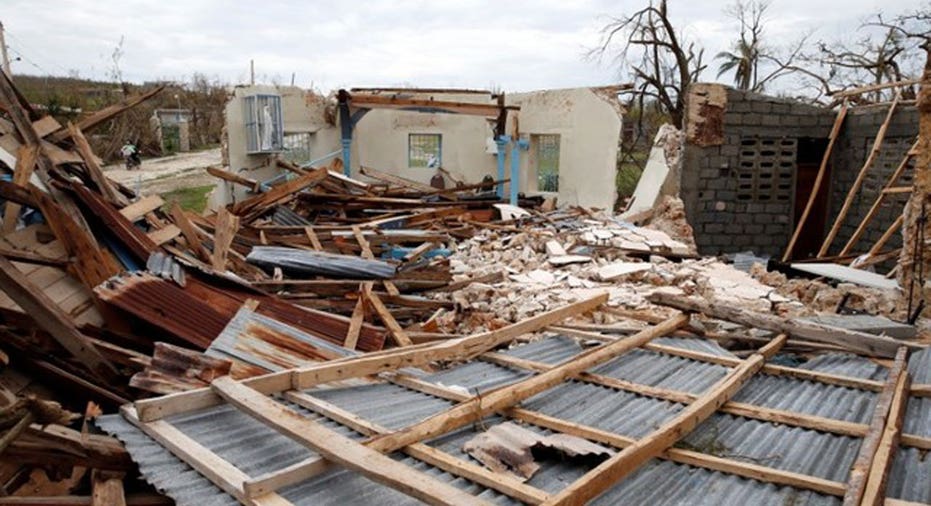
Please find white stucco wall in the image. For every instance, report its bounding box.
[509,88,622,210]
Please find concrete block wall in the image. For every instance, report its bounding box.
[825,106,919,255]
[681,85,833,257]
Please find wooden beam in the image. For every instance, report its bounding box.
[207,166,260,192]
[363,314,689,455]
[169,203,211,263]
[0,246,67,268]
[840,141,918,256]
[0,255,117,382]
[2,145,36,233]
[119,195,165,222]
[121,407,290,506]
[869,214,904,258]
[830,79,920,98]
[844,347,909,506]
[363,283,412,347]
[784,102,848,261]
[303,227,322,251]
[820,94,901,257]
[860,368,911,506]
[210,207,240,271]
[211,376,491,506]
[541,336,786,505]
[348,92,510,117]
[648,292,921,358]
[68,123,127,206]
[134,294,608,422]
[344,282,370,350]
[91,471,126,506]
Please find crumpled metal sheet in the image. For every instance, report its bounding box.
[247,246,397,279]
[462,421,615,481]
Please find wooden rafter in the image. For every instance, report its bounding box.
[783,102,848,261]
[542,335,787,505]
[820,94,901,257]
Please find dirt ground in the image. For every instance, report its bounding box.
[103,148,221,195]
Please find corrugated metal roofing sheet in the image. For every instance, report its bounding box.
[99,335,931,506]
[887,347,931,503]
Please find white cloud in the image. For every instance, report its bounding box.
[0,0,920,92]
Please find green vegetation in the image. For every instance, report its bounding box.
[616,151,647,198]
[160,185,213,214]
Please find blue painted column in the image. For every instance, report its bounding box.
[509,137,529,206]
[495,135,510,199]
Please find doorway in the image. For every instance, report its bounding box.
[791,137,831,259]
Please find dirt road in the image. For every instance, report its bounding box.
[103,148,221,195]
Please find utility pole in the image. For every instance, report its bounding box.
[0,22,11,79]
[898,46,931,320]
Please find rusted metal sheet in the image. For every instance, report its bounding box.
[130,342,232,395]
[206,307,357,373]
[95,272,229,349]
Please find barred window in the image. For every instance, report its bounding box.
[408,134,441,168]
[243,94,283,153]
[534,134,560,192]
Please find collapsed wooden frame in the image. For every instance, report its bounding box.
[125,294,930,505]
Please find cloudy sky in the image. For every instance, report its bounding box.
[0,0,918,92]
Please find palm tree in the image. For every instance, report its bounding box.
[716,40,757,90]
[716,0,767,91]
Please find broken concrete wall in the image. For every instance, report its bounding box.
[214,85,337,209]
[508,87,623,210]
[681,84,834,257]
[825,105,919,256]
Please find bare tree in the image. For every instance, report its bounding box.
[589,0,706,129]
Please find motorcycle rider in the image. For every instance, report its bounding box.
[121,140,140,169]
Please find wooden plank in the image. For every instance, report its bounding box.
[344,282,370,350]
[0,72,55,177]
[844,347,909,506]
[860,369,911,506]
[303,227,322,251]
[360,166,437,193]
[868,214,904,258]
[211,376,491,506]
[541,336,786,505]
[0,255,117,382]
[352,225,400,296]
[121,407,291,506]
[913,384,931,398]
[91,471,125,506]
[830,79,920,98]
[819,94,901,257]
[783,102,848,261]
[348,93,507,117]
[119,196,165,222]
[364,283,412,347]
[2,145,37,233]
[146,224,180,246]
[134,294,608,422]
[284,391,549,504]
[68,123,127,206]
[389,372,849,497]
[207,166,260,192]
[364,314,689,455]
[210,207,240,271]
[648,292,921,358]
[169,203,211,263]
[0,495,170,506]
